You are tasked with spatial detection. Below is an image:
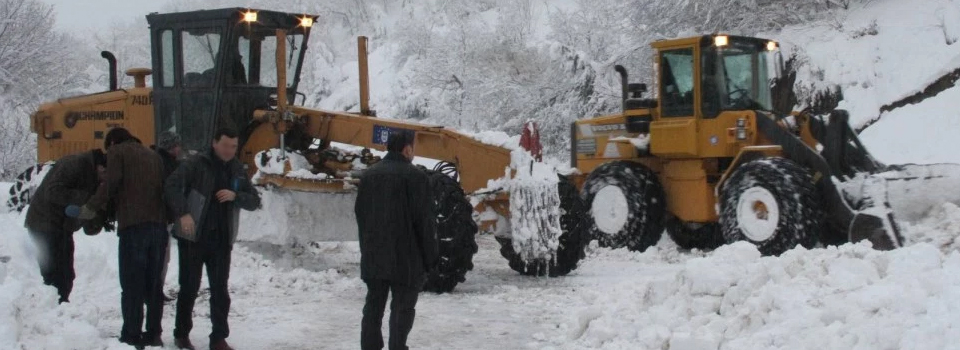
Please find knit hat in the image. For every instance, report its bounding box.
[157,130,181,151]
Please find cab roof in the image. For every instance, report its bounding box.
[146,8,319,30]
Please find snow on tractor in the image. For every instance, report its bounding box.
[12,7,960,293]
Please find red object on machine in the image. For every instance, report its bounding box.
[519,121,543,162]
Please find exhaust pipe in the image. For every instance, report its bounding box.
[101,51,118,91]
[614,65,628,113]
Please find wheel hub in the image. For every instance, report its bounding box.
[592,185,629,235]
[736,187,780,242]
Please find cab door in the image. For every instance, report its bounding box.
[650,45,700,158]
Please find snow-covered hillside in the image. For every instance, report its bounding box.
[770,0,960,165]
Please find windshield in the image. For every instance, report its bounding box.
[237,33,304,88]
[702,40,775,115]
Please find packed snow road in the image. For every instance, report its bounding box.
[3,199,960,349]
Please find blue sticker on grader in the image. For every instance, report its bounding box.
[372,125,413,145]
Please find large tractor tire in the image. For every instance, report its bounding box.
[581,161,665,252]
[5,162,55,212]
[665,218,724,251]
[719,157,822,255]
[496,175,590,277]
[422,170,478,293]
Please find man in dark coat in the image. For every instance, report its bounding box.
[75,127,169,349]
[24,149,107,303]
[354,130,438,350]
[164,127,260,350]
[152,130,182,302]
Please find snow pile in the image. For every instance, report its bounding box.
[608,134,650,152]
[858,86,960,164]
[253,149,315,176]
[903,202,960,252]
[239,189,358,245]
[488,148,563,264]
[0,208,131,350]
[463,130,521,151]
[839,163,960,223]
[562,239,960,350]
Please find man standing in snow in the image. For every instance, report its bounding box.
[74,127,169,349]
[152,130,183,302]
[354,130,438,350]
[164,127,260,350]
[24,149,109,304]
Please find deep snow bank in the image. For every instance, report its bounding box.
[563,215,960,350]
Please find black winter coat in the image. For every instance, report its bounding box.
[354,152,438,286]
[164,150,260,247]
[25,150,102,234]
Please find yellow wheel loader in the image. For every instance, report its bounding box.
[569,34,944,255]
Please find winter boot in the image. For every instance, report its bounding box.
[119,334,144,350]
[174,337,196,350]
[144,334,164,347]
[209,339,235,350]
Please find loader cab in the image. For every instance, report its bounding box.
[653,35,779,119]
[147,8,317,153]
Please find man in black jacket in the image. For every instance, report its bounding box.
[24,149,107,303]
[164,127,260,350]
[355,130,438,350]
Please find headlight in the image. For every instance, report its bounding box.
[767,41,778,51]
[714,35,729,47]
[299,16,314,28]
[242,11,257,23]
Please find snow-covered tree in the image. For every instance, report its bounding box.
[0,0,91,179]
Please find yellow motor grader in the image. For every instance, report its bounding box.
[11,8,939,292]
[14,8,575,293]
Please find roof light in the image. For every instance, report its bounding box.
[766,40,778,51]
[714,35,729,47]
[242,11,257,23]
[299,16,314,28]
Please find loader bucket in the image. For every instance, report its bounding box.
[849,210,903,250]
[840,162,960,249]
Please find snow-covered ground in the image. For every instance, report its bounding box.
[4,196,960,350]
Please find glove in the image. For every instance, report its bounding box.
[65,204,97,220]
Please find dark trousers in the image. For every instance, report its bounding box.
[361,279,422,350]
[118,223,169,342]
[174,238,232,343]
[28,230,75,303]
